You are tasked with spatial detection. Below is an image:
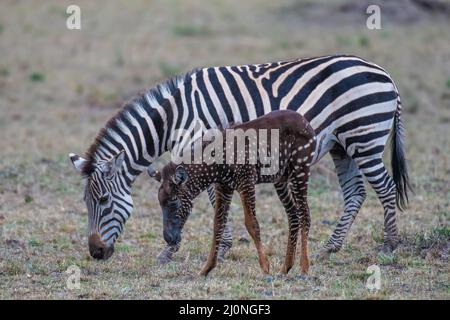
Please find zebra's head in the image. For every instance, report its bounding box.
[148,164,192,246]
[69,150,133,260]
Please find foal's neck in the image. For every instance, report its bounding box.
[182,162,222,199]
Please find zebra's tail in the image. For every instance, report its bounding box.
[391,93,412,211]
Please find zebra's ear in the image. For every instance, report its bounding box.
[174,165,188,185]
[104,150,125,178]
[69,153,87,173]
[147,165,161,182]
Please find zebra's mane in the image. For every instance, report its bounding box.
[81,68,199,177]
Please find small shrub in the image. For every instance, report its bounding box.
[378,252,397,265]
[29,72,45,82]
[173,24,211,37]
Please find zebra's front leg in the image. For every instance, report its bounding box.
[318,146,366,259]
[207,184,233,262]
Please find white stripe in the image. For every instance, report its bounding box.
[227,66,257,120]
[215,69,242,123]
[203,68,227,126]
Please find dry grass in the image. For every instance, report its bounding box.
[0,0,449,299]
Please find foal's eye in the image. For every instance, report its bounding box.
[99,194,109,204]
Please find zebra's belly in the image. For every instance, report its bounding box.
[311,130,339,165]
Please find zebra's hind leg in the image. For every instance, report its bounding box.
[354,156,399,253]
[207,184,233,262]
[318,145,366,259]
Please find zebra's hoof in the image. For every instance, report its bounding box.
[381,242,398,254]
[314,249,332,262]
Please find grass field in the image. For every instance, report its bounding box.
[0,0,449,299]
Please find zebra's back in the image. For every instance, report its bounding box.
[187,55,399,163]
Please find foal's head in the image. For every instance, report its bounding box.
[148,163,192,246]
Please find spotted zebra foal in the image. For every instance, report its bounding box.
[149,110,316,276]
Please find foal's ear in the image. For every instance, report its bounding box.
[147,165,161,182]
[69,153,87,173]
[174,166,188,185]
[104,150,125,178]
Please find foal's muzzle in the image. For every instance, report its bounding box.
[163,229,181,246]
[88,234,114,260]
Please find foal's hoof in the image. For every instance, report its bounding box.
[157,255,173,265]
[156,250,174,265]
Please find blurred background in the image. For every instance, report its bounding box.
[0,0,449,299]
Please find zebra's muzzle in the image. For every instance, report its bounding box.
[88,234,114,260]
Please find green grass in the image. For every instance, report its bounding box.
[29,72,45,82]
[172,24,211,37]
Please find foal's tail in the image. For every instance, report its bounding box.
[391,92,413,211]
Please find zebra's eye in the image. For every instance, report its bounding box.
[99,194,109,204]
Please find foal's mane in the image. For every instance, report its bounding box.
[80,69,199,177]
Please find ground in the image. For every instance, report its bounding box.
[0,0,449,299]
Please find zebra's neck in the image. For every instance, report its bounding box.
[85,72,195,185]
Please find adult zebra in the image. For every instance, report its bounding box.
[69,54,411,260]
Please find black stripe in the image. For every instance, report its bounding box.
[183,75,195,131]
[208,68,234,123]
[230,66,265,117]
[196,68,222,126]
[345,129,391,148]
[353,145,385,158]
[336,112,395,134]
[219,67,249,122]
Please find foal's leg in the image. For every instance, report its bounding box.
[207,184,234,262]
[200,184,233,276]
[274,180,299,274]
[290,174,311,275]
[239,183,270,274]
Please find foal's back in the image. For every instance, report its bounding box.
[223,109,316,183]
[230,109,314,139]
